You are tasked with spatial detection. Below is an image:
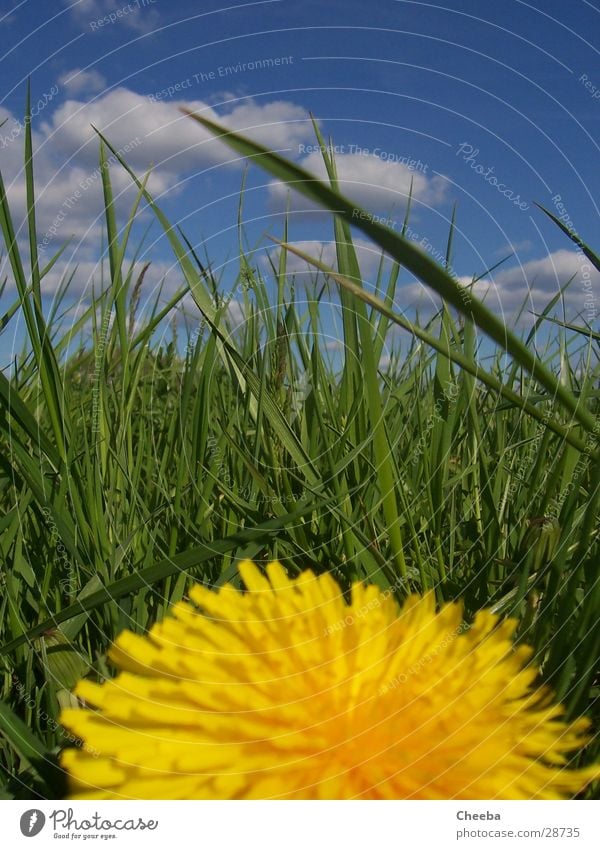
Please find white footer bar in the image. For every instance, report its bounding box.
[0,800,598,848]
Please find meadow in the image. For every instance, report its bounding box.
[0,107,598,798]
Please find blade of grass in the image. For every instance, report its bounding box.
[185,112,597,437]
[273,239,593,457]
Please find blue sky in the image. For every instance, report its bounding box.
[1,0,599,364]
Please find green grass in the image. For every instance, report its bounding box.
[0,106,598,798]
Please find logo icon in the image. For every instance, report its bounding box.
[20,810,46,837]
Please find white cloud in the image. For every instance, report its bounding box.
[494,238,533,257]
[58,68,107,95]
[475,249,599,316]
[41,90,315,175]
[63,0,160,34]
[63,0,102,14]
[268,150,448,215]
[401,249,599,321]
[0,253,190,368]
[9,255,182,304]
[0,88,317,287]
[493,249,594,294]
[218,100,314,152]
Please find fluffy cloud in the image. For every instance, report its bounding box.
[0,254,192,368]
[268,150,448,215]
[0,88,317,289]
[58,68,107,96]
[476,249,599,317]
[41,89,314,174]
[62,0,161,34]
[492,249,595,294]
[267,242,597,327]
[402,249,599,321]
[3,254,183,304]
[494,239,533,257]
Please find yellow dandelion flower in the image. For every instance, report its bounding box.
[60,561,599,799]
